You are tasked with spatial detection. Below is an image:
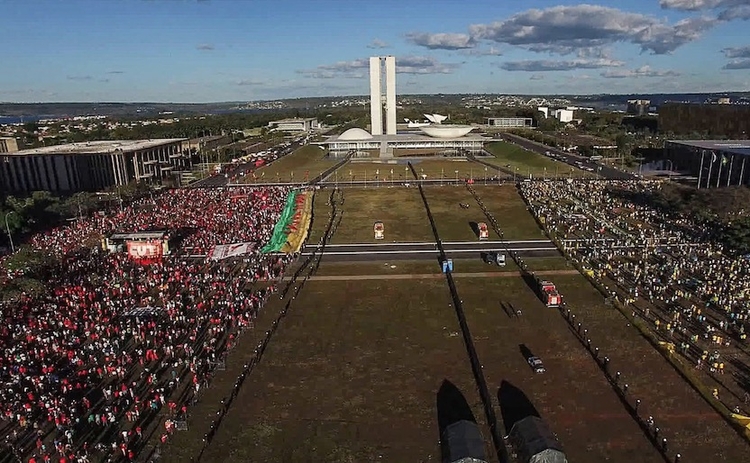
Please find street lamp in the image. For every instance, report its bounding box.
[454,170,459,184]
[4,211,16,254]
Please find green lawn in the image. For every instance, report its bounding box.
[327,187,434,243]
[246,145,338,183]
[482,141,595,179]
[192,279,491,463]
[422,186,502,241]
[470,185,547,240]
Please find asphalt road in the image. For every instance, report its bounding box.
[498,133,637,181]
[191,139,306,188]
[304,239,560,261]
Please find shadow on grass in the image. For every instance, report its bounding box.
[437,379,487,463]
[497,380,541,436]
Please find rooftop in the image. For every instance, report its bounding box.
[322,131,488,144]
[270,117,317,123]
[5,139,186,156]
[668,139,750,157]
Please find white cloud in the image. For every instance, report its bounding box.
[196,44,215,51]
[367,39,389,49]
[723,59,750,69]
[236,79,266,86]
[405,32,476,50]
[468,5,719,55]
[660,0,750,21]
[397,56,460,74]
[723,45,750,58]
[298,56,459,78]
[499,58,624,72]
[601,65,680,78]
[462,46,503,57]
[66,75,93,81]
[660,0,738,9]
[719,5,750,19]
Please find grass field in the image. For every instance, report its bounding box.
[422,186,502,241]
[337,158,489,183]
[324,187,434,243]
[453,275,662,462]
[471,185,547,240]
[483,141,595,180]
[194,279,492,463]
[311,256,570,277]
[248,145,338,183]
[549,274,750,462]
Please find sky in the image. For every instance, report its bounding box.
[1,0,750,103]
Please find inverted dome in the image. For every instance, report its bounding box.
[419,125,474,138]
[338,128,373,141]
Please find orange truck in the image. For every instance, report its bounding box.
[538,279,563,308]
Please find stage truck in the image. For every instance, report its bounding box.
[374,221,384,240]
[537,278,563,308]
[477,222,489,240]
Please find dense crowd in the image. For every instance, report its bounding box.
[1,187,295,462]
[520,179,750,413]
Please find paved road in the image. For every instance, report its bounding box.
[191,138,306,188]
[282,269,579,281]
[302,239,560,261]
[498,133,637,181]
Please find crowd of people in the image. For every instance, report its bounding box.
[520,179,750,414]
[1,186,296,462]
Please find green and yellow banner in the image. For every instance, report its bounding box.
[261,190,313,254]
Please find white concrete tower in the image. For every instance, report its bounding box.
[384,56,397,135]
[369,56,383,135]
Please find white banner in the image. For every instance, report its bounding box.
[208,242,257,261]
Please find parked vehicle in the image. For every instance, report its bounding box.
[537,278,563,308]
[483,251,506,266]
[477,222,489,240]
[374,221,384,240]
[527,356,546,374]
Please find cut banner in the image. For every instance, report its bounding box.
[208,242,257,261]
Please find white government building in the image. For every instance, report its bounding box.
[318,56,488,157]
[0,139,189,194]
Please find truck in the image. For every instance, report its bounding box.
[374,221,384,240]
[538,279,562,308]
[477,222,489,240]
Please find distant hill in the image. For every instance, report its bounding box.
[2,92,749,120]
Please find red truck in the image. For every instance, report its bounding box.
[538,279,562,308]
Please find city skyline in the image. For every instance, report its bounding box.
[2,0,750,103]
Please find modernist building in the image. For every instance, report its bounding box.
[664,140,750,188]
[0,139,188,194]
[267,118,319,132]
[321,128,486,155]
[626,99,651,116]
[369,56,396,135]
[486,117,534,128]
[318,56,488,156]
[0,137,21,153]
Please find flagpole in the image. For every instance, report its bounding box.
[697,150,705,189]
[727,155,734,187]
[739,157,746,186]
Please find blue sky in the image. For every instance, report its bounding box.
[1,0,749,103]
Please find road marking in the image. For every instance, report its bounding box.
[301,247,558,256]
[318,240,550,248]
[284,269,579,281]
